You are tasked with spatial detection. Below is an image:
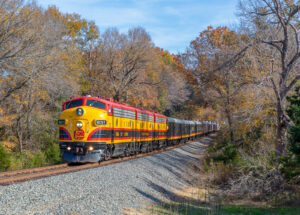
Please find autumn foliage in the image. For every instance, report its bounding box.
[0,0,299,205]
[0,0,192,170]
[181,0,300,205]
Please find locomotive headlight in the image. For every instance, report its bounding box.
[76,121,83,128]
[67,146,71,151]
[88,146,94,151]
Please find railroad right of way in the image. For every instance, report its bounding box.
[0,135,215,215]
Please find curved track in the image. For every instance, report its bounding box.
[0,138,205,186]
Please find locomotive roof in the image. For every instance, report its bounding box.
[168,117,184,123]
[168,118,203,125]
[64,96,166,118]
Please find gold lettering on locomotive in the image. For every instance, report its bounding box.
[142,132,149,136]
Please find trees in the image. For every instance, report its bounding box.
[0,1,194,171]
[186,0,299,154]
[0,0,43,103]
[185,26,254,142]
[83,28,190,113]
[155,49,189,114]
[0,3,83,152]
[86,27,153,102]
[239,0,300,157]
[173,0,300,203]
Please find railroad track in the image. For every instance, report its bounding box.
[0,137,205,186]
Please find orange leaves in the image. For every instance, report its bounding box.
[192,26,242,63]
[185,25,265,137]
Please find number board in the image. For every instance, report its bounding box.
[96,120,107,125]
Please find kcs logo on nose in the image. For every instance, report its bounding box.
[74,129,84,140]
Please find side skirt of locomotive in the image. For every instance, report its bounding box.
[59,139,168,163]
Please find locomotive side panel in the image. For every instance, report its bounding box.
[110,105,136,157]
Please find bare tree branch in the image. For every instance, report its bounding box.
[260,39,283,54]
[284,75,300,97]
[0,77,30,104]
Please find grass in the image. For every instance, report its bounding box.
[150,202,300,215]
[223,206,300,215]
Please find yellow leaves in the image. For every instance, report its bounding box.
[67,14,84,38]
[284,0,295,7]
[47,5,65,23]
[253,119,264,128]
[37,89,49,101]
[11,93,27,105]
[0,113,18,127]
[1,141,16,152]
[194,106,217,121]
[64,13,99,40]
[88,24,99,39]
[161,49,176,66]
[45,6,99,41]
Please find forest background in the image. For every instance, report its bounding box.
[0,0,299,206]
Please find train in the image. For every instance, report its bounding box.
[58,96,218,163]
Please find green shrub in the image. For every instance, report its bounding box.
[8,151,47,170]
[45,142,61,164]
[288,125,300,155]
[0,144,10,171]
[281,86,300,179]
[213,143,239,164]
[40,131,61,164]
[30,152,46,168]
[19,151,46,169]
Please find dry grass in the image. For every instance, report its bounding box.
[172,187,208,202]
[122,207,151,215]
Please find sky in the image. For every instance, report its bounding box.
[37,0,239,54]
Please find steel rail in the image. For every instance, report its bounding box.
[0,135,212,186]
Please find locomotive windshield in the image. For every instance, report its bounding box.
[65,99,83,109]
[86,99,106,109]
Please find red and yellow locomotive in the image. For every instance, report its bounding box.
[58,96,218,163]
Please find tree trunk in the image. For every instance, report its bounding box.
[113,93,120,102]
[16,117,23,153]
[271,78,289,161]
[225,83,234,143]
[26,84,33,141]
[275,99,288,160]
[225,106,234,143]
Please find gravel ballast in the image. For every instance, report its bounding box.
[0,136,213,215]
